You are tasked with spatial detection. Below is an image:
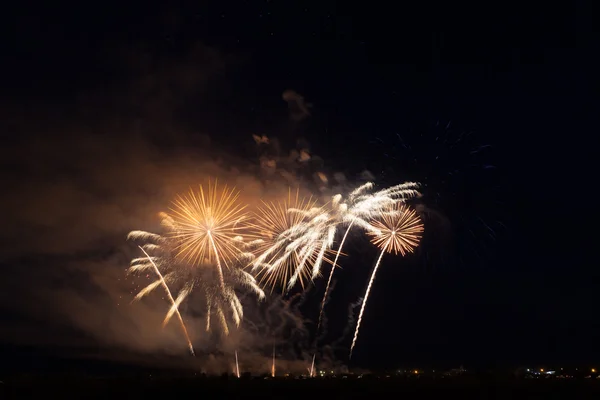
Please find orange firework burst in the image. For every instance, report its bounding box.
[367,202,424,255]
[350,202,424,357]
[168,180,250,285]
[252,189,335,292]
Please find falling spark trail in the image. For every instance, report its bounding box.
[235,350,240,378]
[310,353,316,377]
[349,238,390,359]
[137,246,195,356]
[317,221,355,331]
[207,231,226,289]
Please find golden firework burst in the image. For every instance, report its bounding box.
[367,202,424,256]
[168,180,249,282]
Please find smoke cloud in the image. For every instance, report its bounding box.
[0,43,366,375]
[282,90,312,122]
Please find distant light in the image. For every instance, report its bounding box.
[540,369,544,372]
[592,369,596,373]
[414,370,419,374]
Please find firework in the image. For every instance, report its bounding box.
[271,346,276,377]
[128,182,265,340]
[192,245,264,336]
[309,353,316,377]
[252,189,336,292]
[168,181,251,287]
[316,182,421,330]
[252,199,338,294]
[129,230,263,336]
[349,203,424,357]
[235,350,240,378]
[368,202,425,256]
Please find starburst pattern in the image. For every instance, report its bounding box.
[169,180,250,280]
[367,202,424,255]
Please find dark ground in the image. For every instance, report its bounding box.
[2,377,600,399]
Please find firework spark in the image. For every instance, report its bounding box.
[349,203,424,357]
[252,189,336,292]
[235,350,240,378]
[316,182,421,330]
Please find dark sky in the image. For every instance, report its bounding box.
[0,1,595,374]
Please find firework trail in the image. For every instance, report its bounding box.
[128,181,265,339]
[315,278,337,344]
[272,346,276,377]
[133,245,195,355]
[235,350,240,378]
[349,203,424,358]
[333,297,364,349]
[316,182,421,331]
[309,353,316,377]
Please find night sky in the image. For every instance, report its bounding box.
[1,1,595,374]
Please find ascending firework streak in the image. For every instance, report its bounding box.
[235,350,240,378]
[134,245,195,356]
[271,346,276,377]
[309,353,316,377]
[316,182,421,331]
[349,203,424,357]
